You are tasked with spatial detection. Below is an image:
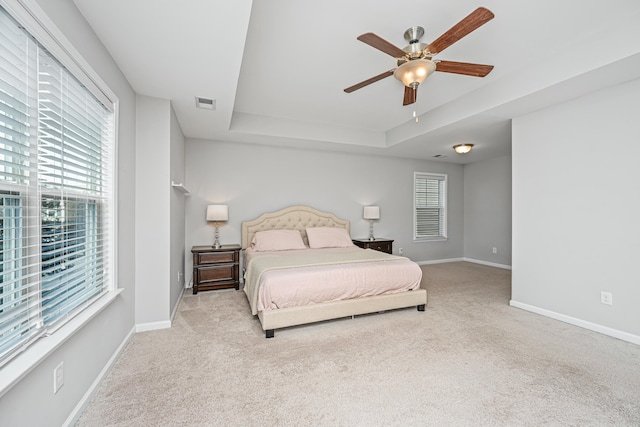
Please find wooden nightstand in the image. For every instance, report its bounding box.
[191,244,241,294]
[352,238,394,254]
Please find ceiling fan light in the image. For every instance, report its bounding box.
[453,143,474,154]
[394,59,436,88]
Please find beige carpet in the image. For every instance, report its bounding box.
[76,262,640,426]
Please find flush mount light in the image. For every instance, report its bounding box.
[453,144,474,154]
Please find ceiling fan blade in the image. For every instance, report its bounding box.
[357,32,407,58]
[344,69,395,93]
[427,7,494,55]
[403,86,417,106]
[435,60,494,77]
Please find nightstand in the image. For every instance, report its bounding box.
[191,244,241,294]
[352,238,394,254]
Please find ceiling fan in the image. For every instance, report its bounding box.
[344,7,495,106]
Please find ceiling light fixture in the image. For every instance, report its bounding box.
[453,144,474,154]
[393,58,436,89]
[345,9,495,107]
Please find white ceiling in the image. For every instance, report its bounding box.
[73,0,640,164]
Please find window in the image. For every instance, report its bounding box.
[0,6,114,365]
[414,172,447,240]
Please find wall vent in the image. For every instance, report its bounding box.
[195,96,216,110]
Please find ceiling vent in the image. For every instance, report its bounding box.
[195,96,216,110]
[433,154,448,159]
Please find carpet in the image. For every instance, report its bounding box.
[76,262,640,426]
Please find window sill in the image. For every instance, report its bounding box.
[414,237,448,242]
[0,288,123,398]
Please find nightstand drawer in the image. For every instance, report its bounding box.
[195,264,238,283]
[196,251,238,265]
[368,241,392,253]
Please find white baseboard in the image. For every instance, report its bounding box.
[135,288,184,333]
[417,257,464,265]
[64,325,136,427]
[131,291,182,335]
[170,286,185,323]
[510,300,640,346]
[135,320,172,333]
[416,257,512,270]
[463,257,512,270]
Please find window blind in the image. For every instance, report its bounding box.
[414,172,447,240]
[0,6,113,365]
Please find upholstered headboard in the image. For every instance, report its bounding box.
[241,205,350,249]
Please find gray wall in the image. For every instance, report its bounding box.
[170,105,186,314]
[135,95,171,327]
[0,0,137,425]
[184,139,467,277]
[135,96,186,328]
[512,78,640,340]
[463,155,512,267]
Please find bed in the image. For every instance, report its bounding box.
[241,205,427,338]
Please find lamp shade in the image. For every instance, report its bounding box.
[393,59,436,87]
[363,206,380,220]
[206,205,228,222]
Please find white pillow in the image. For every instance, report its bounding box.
[251,229,306,251]
[306,227,354,249]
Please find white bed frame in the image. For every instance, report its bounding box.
[241,205,427,338]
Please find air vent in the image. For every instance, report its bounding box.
[433,154,448,159]
[195,96,216,110]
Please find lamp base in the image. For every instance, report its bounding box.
[368,221,375,241]
[212,225,221,249]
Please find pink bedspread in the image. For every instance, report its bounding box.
[243,247,422,314]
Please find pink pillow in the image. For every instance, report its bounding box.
[306,227,354,249]
[251,230,306,251]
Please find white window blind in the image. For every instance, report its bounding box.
[0,6,114,365]
[414,172,447,240]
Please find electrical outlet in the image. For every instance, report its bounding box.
[600,291,613,306]
[492,247,497,254]
[398,248,404,255]
[53,362,64,393]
